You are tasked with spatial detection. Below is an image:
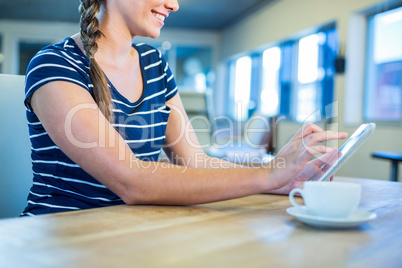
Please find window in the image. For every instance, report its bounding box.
[295,33,323,122]
[229,56,252,121]
[261,46,281,116]
[226,24,337,124]
[364,6,402,121]
[293,28,338,123]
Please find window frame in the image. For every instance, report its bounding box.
[362,5,402,124]
[224,23,337,124]
[344,1,402,127]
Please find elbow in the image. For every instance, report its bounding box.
[120,186,173,206]
[114,162,166,206]
[114,160,148,206]
[117,181,141,205]
[122,196,137,206]
[120,185,152,206]
[121,190,142,206]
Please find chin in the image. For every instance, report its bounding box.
[132,28,161,39]
[148,31,161,39]
[135,31,160,39]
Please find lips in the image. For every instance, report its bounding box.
[152,12,166,22]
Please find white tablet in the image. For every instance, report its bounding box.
[310,123,376,182]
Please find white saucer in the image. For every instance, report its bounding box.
[286,206,377,228]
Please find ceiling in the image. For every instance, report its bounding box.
[0,0,276,30]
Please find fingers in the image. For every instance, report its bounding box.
[308,149,342,179]
[295,123,323,139]
[297,127,347,157]
[311,148,340,167]
[304,145,334,156]
[303,149,339,180]
[303,131,348,146]
[326,150,342,168]
[294,123,348,149]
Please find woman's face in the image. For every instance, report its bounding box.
[109,0,179,38]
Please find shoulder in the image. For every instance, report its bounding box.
[25,38,92,107]
[26,37,90,84]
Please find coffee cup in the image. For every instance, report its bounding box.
[289,181,362,218]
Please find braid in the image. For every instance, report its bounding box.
[79,0,114,123]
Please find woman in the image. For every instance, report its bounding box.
[21,0,346,216]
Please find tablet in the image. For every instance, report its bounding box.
[310,123,376,182]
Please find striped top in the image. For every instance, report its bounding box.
[21,37,178,216]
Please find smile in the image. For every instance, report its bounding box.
[152,12,165,22]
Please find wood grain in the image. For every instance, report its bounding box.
[0,177,401,268]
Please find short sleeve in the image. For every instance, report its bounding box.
[24,48,91,110]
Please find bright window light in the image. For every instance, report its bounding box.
[298,34,320,84]
[261,47,281,115]
[234,56,252,121]
[374,7,402,63]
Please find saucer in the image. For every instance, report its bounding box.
[286,206,377,228]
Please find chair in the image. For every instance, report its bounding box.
[0,74,32,218]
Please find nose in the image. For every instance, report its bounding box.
[165,0,179,13]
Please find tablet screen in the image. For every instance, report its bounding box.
[310,123,376,181]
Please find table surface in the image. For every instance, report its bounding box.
[1,177,402,268]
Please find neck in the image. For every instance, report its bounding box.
[101,28,135,67]
[84,7,137,69]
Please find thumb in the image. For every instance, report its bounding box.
[312,148,340,168]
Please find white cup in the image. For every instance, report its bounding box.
[289,181,362,218]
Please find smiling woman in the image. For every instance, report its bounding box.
[20,0,347,217]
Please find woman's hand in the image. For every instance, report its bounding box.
[266,148,341,195]
[265,123,347,191]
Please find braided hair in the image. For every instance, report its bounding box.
[79,0,114,122]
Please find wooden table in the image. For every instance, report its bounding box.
[1,177,401,268]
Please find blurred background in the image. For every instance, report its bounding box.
[0,0,401,217]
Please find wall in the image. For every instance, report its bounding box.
[219,0,402,180]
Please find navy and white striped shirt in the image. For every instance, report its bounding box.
[22,37,178,216]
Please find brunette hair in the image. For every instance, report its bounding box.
[79,0,114,122]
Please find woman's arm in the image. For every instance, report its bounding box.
[31,81,270,205]
[31,81,346,206]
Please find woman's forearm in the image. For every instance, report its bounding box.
[123,157,270,205]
